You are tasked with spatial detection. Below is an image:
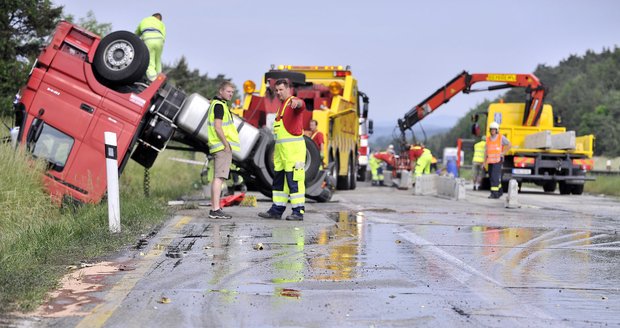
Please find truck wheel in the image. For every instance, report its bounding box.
[303,136,321,183]
[93,30,149,86]
[571,184,584,195]
[264,71,306,85]
[264,136,320,185]
[558,181,571,195]
[357,165,367,182]
[348,153,356,190]
[336,154,350,190]
[307,188,332,203]
[542,181,557,193]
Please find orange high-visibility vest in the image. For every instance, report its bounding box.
[486,135,502,164]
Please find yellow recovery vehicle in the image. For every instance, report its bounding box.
[235,65,371,197]
[398,71,594,194]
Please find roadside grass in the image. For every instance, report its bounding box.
[585,175,620,197]
[0,144,202,312]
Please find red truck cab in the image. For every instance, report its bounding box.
[15,21,173,203]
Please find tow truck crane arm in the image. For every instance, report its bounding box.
[397,71,546,146]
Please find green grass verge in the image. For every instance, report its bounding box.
[0,144,202,312]
[585,175,620,197]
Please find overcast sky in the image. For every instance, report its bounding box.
[53,0,619,130]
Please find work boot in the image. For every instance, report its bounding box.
[258,211,282,220]
[258,205,285,220]
[285,212,303,221]
[209,209,232,219]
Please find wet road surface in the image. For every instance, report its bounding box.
[10,182,620,327]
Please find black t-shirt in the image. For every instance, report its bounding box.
[213,96,224,120]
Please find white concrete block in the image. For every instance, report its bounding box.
[505,179,521,208]
[383,170,393,187]
[397,170,411,190]
[550,131,576,150]
[524,130,552,149]
[414,174,437,195]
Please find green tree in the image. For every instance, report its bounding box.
[63,10,112,37]
[0,0,63,116]
[163,56,237,99]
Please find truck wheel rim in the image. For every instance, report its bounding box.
[103,40,134,71]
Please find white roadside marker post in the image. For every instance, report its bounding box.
[104,132,121,233]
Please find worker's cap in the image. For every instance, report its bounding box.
[489,121,500,130]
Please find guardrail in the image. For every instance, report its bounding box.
[590,170,620,176]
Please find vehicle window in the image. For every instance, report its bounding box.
[31,124,74,172]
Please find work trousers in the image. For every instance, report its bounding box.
[143,37,164,81]
[488,162,503,193]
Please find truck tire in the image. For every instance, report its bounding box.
[263,136,321,185]
[559,181,571,195]
[543,181,557,193]
[357,165,367,182]
[93,30,149,86]
[335,154,350,190]
[264,71,306,85]
[571,184,584,195]
[348,153,356,190]
[307,187,332,203]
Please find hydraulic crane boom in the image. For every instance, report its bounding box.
[397,71,546,145]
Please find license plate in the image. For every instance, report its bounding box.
[512,168,531,175]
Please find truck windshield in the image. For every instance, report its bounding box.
[31,123,74,171]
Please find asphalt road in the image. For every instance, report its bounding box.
[9,182,620,327]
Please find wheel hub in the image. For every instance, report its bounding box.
[104,40,134,71]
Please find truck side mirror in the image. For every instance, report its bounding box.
[368,120,373,135]
[471,114,479,122]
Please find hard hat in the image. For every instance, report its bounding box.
[489,121,500,130]
[388,144,394,149]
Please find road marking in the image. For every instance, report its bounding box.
[75,215,192,328]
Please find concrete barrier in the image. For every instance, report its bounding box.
[524,130,552,149]
[413,175,465,200]
[414,174,437,196]
[505,179,521,208]
[437,176,466,200]
[550,131,576,150]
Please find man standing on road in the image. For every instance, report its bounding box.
[472,136,486,190]
[258,79,308,221]
[135,13,166,81]
[207,81,240,219]
[484,121,511,199]
[369,150,385,186]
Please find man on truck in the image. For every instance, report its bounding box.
[207,81,240,219]
[258,79,308,221]
[136,13,166,81]
[484,122,511,199]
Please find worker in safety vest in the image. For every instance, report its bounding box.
[369,150,385,186]
[308,119,325,166]
[484,121,511,199]
[135,13,166,81]
[409,145,433,178]
[258,79,308,221]
[207,81,240,219]
[472,136,486,190]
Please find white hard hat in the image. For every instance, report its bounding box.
[388,144,394,149]
[489,121,500,130]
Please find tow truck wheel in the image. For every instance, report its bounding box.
[348,153,356,190]
[93,30,149,86]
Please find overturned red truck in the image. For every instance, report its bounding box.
[11,22,332,204]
